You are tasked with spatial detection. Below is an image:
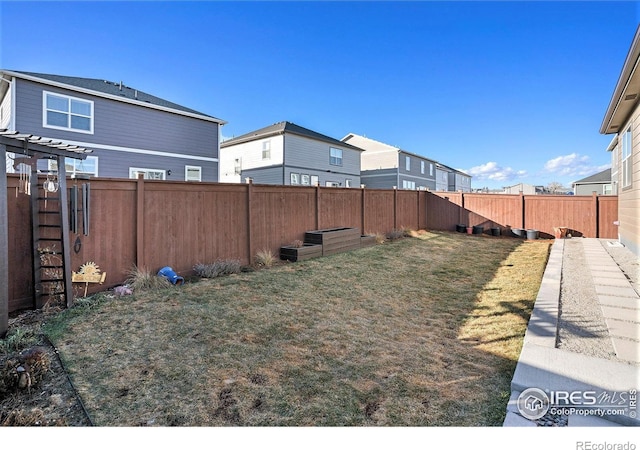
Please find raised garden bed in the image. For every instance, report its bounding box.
[280,243,323,262]
[360,235,377,248]
[304,227,361,256]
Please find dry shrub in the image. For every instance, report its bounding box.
[1,346,50,396]
[194,260,242,278]
[291,240,304,248]
[254,249,276,268]
[125,265,171,292]
[375,233,386,244]
[386,229,404,241]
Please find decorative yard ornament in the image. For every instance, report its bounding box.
[72,261,106,297]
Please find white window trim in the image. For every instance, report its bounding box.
[290,173,300,185]
[185,165,202,182]
[262,140,271,160]
[420,161,425,174]
[129,167,166,180]
[622,127,632,189]
[330,147,343,166]
[43,90,94,134]
[301,174,310,186]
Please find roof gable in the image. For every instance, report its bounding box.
[222,121,363,151]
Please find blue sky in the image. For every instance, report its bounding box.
[1,1,639,190]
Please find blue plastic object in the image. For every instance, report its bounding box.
[157,266,184,285]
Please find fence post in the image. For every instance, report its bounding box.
[0,146,8,337]
[593,191,599,238]
[459,191,465,225]
[361,187,366,235]
[247,180,253,264]
[394,187,398,230]
[520,192,525,229]
[136,173,145,269]
[315,185,320,230]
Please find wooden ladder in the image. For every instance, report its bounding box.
[29,159,73,309]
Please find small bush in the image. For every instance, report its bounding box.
[125,265,171,292]
[375,233,387,244]
[254,249,276,268]
[0,328,38,355]
[401,226,419,238]
[194,260,242,278]
[386,229,404,241]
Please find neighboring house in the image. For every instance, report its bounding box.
[0,70,225,181]
[341,133,440,190]
[572,168,614,195]
[447,167,472,192]
[502,183,544,195]
[600,25,640,256]
[219,121,362,187]
[435,163,452,191]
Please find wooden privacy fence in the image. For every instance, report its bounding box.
[5,175,618,313]
[6,175,428,312]
[428,191,619,239]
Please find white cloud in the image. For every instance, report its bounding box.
[543,153,609,178]
[465,161,527,182]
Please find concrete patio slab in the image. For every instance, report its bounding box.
[598,295,640,310]
[611,337,640,363]
[600,305,640,322]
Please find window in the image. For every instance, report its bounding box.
[43,91,93,133]
[129,168,166,180]
[421,161,425,174]
[330,148,343,166]
[430,163,434,176]
[402,180,416,190]
[622,127,632,188]
[48,156,99,178]
[405,156,410,171]
[310,175,319,186]
[301,174,310,185]
[262,141,271,160]
[185,165,202,182]
[345,179,352,188]
[326,181,339,187]
[604,184,612,195]
[290,173,299,185]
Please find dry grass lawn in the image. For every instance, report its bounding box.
[44,231,551,426]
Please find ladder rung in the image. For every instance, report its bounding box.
[40,278,65,283]
[37,238,63,242]
[37,197,60,201]
[40,264,63,268]
[39,224,62,228]
[38,211,60,215]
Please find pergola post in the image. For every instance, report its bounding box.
[1,145,9,337]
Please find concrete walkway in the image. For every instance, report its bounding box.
[504,238,640,427]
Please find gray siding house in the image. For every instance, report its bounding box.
[342,133,465,191]
[0,70,225,181]
[220,121,362,187]
[572,168,614,195]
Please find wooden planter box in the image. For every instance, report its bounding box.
[280,243,322,262]
[304,227,361,256]
[360,235,377,248]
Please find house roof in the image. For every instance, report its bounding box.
[221,121,363,151]
[572,168,611,185]
[600,25,640,134]
[0,70,226,125]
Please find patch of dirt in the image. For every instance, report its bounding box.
[1,307,92,427]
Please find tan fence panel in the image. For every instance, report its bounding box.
[524,195,596,238]
[318,188,362,231]
[250,185,317,259]
[363,189,395,235]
